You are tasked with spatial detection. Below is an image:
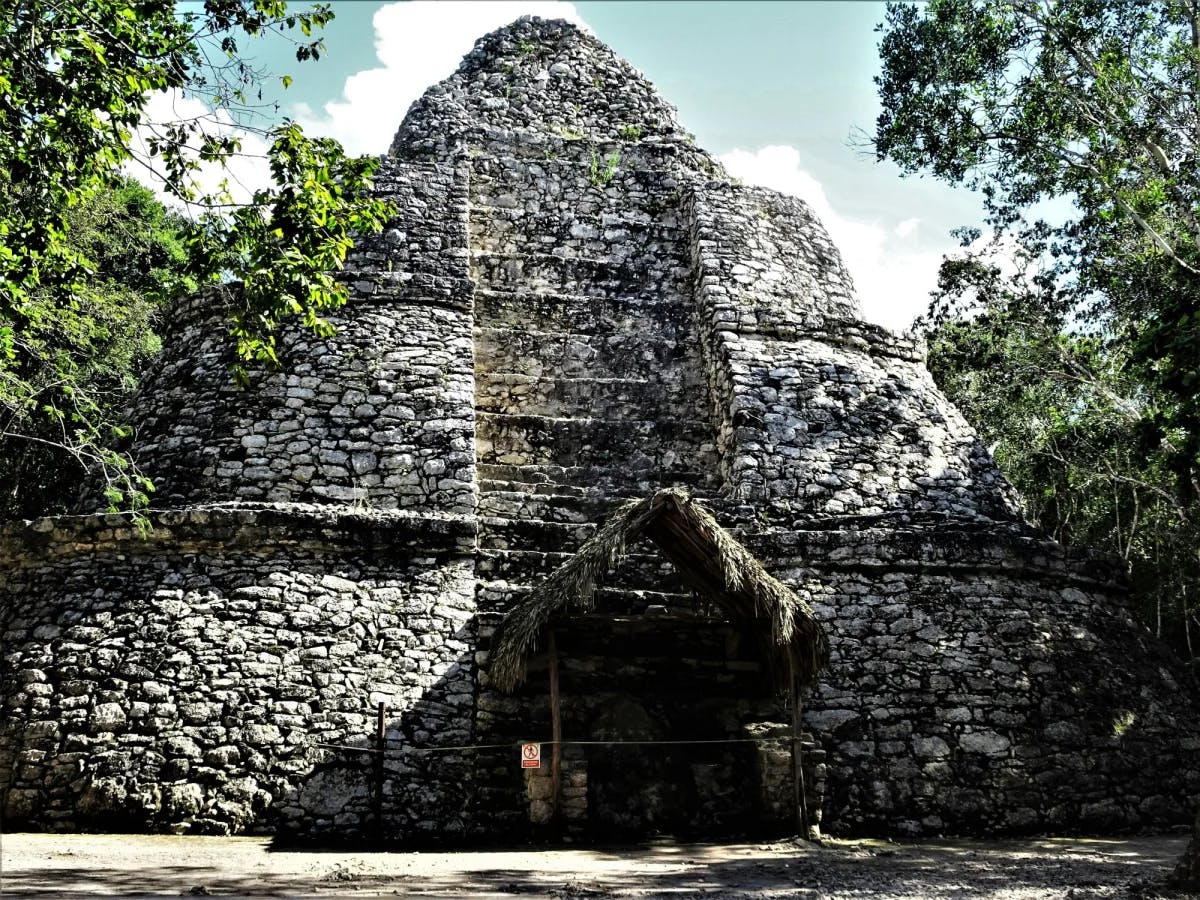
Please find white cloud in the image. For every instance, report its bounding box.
[125,3,590,207]
[719,145,951,332]
[294,1,590,157]
[127,89,274,213]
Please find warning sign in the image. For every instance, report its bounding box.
[521,743,541,769]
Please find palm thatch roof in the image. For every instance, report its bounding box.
[489,488,828,693]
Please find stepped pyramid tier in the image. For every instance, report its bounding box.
[1,17,1198,842]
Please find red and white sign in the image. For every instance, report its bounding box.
[521,743,541,768]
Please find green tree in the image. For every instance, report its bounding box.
[923,263,1200,657]
[0,178,191,518]
[0,0,392,514]
[876,1,1200,870]
[875,0,1200,473]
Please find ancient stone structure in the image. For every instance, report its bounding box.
[2,18,1199,841]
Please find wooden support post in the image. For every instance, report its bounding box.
[548,630,563,823]
[790,661,810,839]
[374,701,386,846]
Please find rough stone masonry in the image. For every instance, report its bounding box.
[1,17,1198,842]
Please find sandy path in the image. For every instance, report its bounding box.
[0,832,1191,898]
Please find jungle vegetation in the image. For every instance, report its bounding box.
[0,0,390,516]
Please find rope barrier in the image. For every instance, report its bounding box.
[315,735,804,756]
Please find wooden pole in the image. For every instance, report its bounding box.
[790,661,809,838]
[548,630,563,823]
[374,701,386,847]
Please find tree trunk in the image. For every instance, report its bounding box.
[1173,806,1200,889]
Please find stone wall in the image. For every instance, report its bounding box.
[0,507,477,837]
[685,184,1022,519]
[690,182,860,327]
[2,15,1199,845]
[118,158,477,515]
[391,18,712,161]
[469,137,717,496]
[752,520,1200,835]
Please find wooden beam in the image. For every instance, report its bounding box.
[790,659,810,838]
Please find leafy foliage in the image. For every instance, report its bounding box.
[0,179,191,519]
[877,0,1200,465]
[876,0,1200,661]
[925,294,1200,657]
[185,124,392,386]
[0,0,391,515]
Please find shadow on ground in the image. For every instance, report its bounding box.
[2,835,1189,898]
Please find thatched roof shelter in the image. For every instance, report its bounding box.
[489,488,828,693]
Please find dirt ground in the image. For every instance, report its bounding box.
[0,832,1194,899]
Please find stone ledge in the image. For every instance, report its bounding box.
[718,316,926,364]
[341,271,476,313]
[158,270,475,340]
[0,503,478,569]
[744,523,1127,590]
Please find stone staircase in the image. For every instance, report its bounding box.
[469,134,723,606]
[464,134,735,826]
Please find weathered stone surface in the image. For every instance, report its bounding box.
[164,783,204,820]
[77,778,129,819]
[299,768,371,818]
[1,15,1199,844]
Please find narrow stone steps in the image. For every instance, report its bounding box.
[468,225,683,265]
[474,287,697,336]
[475,372,706,420]
[469,250,688,297]
[475,477,724,509]
[463,124,712,170]
[476,411,716,439]
[469,151,688,194]
[477,476,597,498]
[476,512,723,569]
[475,412,719,476]
[468,205,686,240]
[474,326,704,382]
[476,462,720,495]
[476,488,623,523]
[476,514,594,552]
[468,208,685,256]
[474,459,717,496]
[472,283,691,328]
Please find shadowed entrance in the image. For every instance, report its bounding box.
[489,489,829,836]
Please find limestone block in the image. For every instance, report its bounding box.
[959,731,1011,756]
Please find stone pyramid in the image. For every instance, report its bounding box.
[1,17,1197,841]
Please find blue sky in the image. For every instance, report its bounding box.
[168,1,992,331]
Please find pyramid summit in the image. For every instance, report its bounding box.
[393,17,696,154]
[1,19,1198,842]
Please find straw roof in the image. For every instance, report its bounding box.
[489,488,828,693]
